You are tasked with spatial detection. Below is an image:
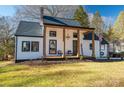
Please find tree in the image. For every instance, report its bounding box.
[0,16,14,60]
[103,25,114,51]
[73,6,89,27]
[91,11,104,36]
[112,11,124,53]
[15,5,79,21]
[103,25,115,43]
[113,11,124,41]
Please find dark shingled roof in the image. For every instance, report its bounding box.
[84,32,108,44]
[83,32,99,40]
[43,15,92,28]
[15,21,43,37]
[101,38,109,44]
[15,16,94,37]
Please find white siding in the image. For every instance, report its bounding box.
[100,44,108,57]
[45,27,108,58]
[46,27,64,56]
[79,30,84,55]
[65,29,77,55]
[82,40,100,58]
[45,27,78,56]
[81,40,108,58]
[16,36,43,60]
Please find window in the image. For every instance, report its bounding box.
[31,41,39,52]
[22,41,30,52]
[49,31,56,37]
[89,43,92,50]
[49,40,57,54]
[73,32,77,38]
[101,45,105,50]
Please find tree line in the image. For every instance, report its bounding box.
[0,5,124,60]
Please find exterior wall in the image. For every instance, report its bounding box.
[81,40,108,58]
[65,29,77,55]
[16,32,108,60]
[100,44,108,57]
[45,27,64,56]
[45,27,108,58]
[16,36,43,60]
[45,27,79,56]
[82,40,100,58]
[79,30,85,55]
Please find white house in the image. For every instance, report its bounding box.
[109,41,124,53]
[83,32,108,58]
[15,15,108,62]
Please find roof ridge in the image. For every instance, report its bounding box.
[20,20,40,24]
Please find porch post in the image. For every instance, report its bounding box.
[92,30,95,58]
[63,28,65,58]
[43,26,46,57]
[77,30,80,57]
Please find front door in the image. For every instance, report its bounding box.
[73,40,77,55]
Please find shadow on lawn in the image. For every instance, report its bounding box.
[45,69,93,76]
[17,60,85,66]
[0,69,95,87]
[94,59,124,63]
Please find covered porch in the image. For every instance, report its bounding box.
[43,24,95,59]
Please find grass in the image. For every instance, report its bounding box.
[0,61,124,87]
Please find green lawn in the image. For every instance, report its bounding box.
[0,61,124,87]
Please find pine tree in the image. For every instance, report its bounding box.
[91,11,104,36]
[73,6,89,27]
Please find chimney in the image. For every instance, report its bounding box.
[40,7,44,26]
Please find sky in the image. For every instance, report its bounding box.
[84,5,124,24]
[0,5,16,17]
[0,5,124,24]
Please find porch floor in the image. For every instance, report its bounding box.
[45,55,79,59]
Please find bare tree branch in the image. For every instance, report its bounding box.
[14,5,79,20]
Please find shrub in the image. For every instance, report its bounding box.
[120,52,124,57]
[0,48,4,61]
[80,55,83,60]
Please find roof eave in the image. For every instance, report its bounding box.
[44,23,95,30]
[15,34,44,37]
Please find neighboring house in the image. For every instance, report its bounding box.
[15,15,108,62]
[119,42,124,52]
[109,41,124,53]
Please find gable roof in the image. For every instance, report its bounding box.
[43,16,94,29]
[15,21,43,37]
[43,16,81,27]
[101,38,109,44]
[84,32,109,44]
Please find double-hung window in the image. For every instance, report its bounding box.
[73,32,77,38]
[22,41,30,52]
[31,41,39,52]
[49,31,56,37]
[49,40,57,54]
[22,41,39,52]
